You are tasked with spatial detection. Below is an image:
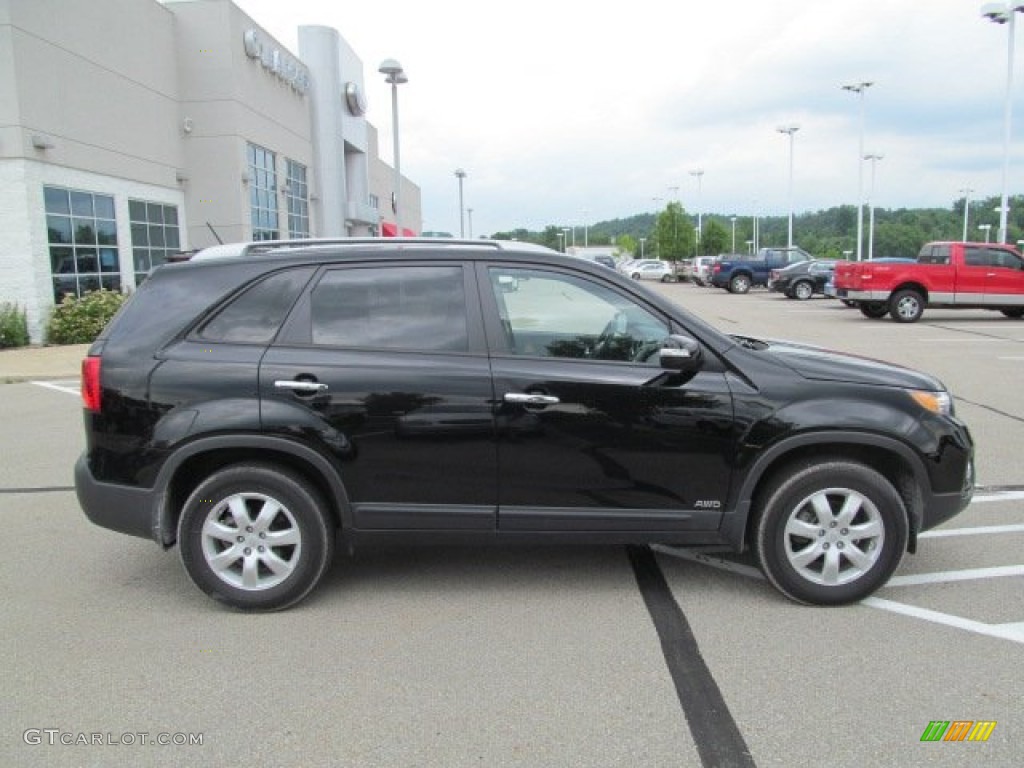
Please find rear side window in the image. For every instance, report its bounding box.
[310,266,468,352]
[199,267,314,343]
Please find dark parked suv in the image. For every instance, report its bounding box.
[75,238,974,610]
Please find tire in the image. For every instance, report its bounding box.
[793,281,814,301]
[858,302,888,319]
[889,289,925,323]
[754,459,908,605]
[661,274,673,283]
[841,300,856,308]
[178,463,334,611]
[631,272,641,280]
[1001,308,1024,319]
[729,274,751,294]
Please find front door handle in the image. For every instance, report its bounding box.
[504,392,560,406]
[275,380,329,394]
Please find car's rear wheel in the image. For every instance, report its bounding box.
[755,459,908,605]
[631,272,641,280]
[178,463,334,611]
[729,274,751,294]
[1001,308,1024,319]
[793,281,814,300]
[890,289,925,323]
[858,302,888,318]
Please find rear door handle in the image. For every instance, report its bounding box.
[504,392,560,406]
[275,380,329,393]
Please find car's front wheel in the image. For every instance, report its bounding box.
[754,459,908,605]
[178,463,334,611]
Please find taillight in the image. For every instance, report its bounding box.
[82,356,101,412]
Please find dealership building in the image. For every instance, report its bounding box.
[0,0,421,342]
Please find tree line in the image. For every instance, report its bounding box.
[490,194,1024,260]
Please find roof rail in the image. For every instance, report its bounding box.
[190,237,556,261]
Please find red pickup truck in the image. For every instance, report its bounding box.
[840,241,1024,322]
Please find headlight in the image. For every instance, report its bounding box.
[908,389,952,416]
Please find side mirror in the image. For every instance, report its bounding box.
[658,334,702,373]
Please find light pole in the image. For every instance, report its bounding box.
[583,208,589,247]
[960,187,974,241]
[981,3,1024,243]
[864,153,883,260]
[980,223,993,242]
[689,169,704,253]
[563,227,571,253]
[639,237,646,258]
[454,168,467,238]
[776,125,800,248]
[842,81,874,259]
[557,232,565,252]
[467,208,474,239]
[730,216,737,252]
[379,59,407,237]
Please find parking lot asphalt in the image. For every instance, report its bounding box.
[2,284,1021,768]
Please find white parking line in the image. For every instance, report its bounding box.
[920,523,1024,538]
[886,564,1024,587]
[30,380,79,397]
[861,598,1024,644]
[971,490,1024,503]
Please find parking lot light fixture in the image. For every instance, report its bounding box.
[981,3,1024,243]
[454,168,467,238]
[689,170,704,250]
[639,237,646,258]
[960,187,974,241]
[979,223,993,242]
[842,81,874,259]
[379,59,407,236]
[776,125,800,248]
[864,153,883,259]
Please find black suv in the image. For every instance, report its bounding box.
[75,239,974,610]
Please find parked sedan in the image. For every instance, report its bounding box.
[629,260,675,282]
[768,259,838,300]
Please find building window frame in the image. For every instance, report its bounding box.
[44,185,120,302]
[285,159,310,239]
[129,199,181,285]
[247,142,279,241]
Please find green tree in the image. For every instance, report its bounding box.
[653,202,694,260]
[617,234,638,257]
[700,219,729,255]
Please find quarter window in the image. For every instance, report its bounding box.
[199,268,314,344]
[488,268,669,361]
[45,186,120,302]
[311,266,468,352]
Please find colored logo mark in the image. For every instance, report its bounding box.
[920,720,997,742]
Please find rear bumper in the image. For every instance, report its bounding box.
[75,455,161,543]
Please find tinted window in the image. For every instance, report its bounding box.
[310,266,468,352]
[488,267,669,362]
[199,268,314,343]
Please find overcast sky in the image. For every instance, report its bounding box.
[230,0,1023,237]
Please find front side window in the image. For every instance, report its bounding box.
[248,143,279,241]
[45,186,120,302]
[488,267,669,362]
[130,200,180,285]
[310,266,468,352]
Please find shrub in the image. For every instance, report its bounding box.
[47,289,128,345]
[0,302,30,348]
